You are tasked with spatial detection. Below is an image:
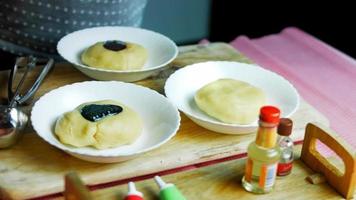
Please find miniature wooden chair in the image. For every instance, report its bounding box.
[301,123,356,199]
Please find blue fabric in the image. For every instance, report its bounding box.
[0,0,147,57]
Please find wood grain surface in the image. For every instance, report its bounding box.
[60,146,351,200]
[0,43,329,199]
[301,123,356,199]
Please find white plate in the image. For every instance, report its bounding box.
[57,26,178,82]
[164,61,300,134]
[31,81,180,163]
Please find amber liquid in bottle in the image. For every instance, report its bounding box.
[242,107,280,194]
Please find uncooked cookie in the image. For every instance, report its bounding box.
[81,40,148,70]
[55,100,143,149]
[194,79,266,124]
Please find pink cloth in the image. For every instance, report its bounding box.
[231,27,356,155]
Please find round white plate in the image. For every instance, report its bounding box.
[31,81,180,163]
[57,26,178,82]
[164,61,300,134]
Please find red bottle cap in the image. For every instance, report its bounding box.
[124,182,143,200]
[124,195,144,200]
[259,106,280,124]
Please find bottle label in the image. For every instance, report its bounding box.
[259,163,277,188]
[245,158,277,188]
[244,158,253,182]
[277,162,293,176]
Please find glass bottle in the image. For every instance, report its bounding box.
[242,106,281,194]
[277,118,294,176]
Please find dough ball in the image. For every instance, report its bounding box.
[55,100,143,149]
[194,79,266,124]
[81,40,148,70]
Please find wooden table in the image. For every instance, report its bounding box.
[0,43,338,200]
[54,146,352,200]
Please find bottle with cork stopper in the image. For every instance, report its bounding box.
[277,118,294,176]
[242,106,281,194]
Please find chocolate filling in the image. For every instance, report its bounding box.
[80,104,123,122]
[103,40,127,51]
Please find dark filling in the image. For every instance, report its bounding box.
[103,40,127,51]
[80,104,123,122]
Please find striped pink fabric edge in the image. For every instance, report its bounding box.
[230,27,356,156]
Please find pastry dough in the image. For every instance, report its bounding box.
[81,40,148,70]
[194,79,266,124]
[55,100,143,149]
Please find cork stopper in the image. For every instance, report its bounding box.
[277,118,293,136]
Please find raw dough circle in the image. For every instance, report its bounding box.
[81,41,148,70]
[194,79,266,124]
[55,100,143,149]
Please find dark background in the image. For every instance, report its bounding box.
[1,1,356,69]
[209,1,356,57]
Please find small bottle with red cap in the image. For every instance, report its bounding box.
[124,182,144,200]
[242,106,281,194]
[277,118,294,176]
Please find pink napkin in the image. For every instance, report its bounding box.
[231,27,356,156]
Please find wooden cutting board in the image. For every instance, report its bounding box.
[63,146,350,200]
[0,43,329,199]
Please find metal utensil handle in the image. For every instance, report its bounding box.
[7,57,37,108]
[7,57,21,102]
[17,58,54,105]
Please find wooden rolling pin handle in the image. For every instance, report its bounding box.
[64,172,92,200]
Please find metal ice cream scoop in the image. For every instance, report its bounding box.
[0,56,54,148]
